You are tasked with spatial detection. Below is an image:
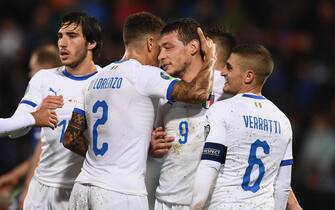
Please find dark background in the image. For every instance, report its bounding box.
[0,0,334,209]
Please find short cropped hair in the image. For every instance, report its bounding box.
[161,18,201,45]
[206,25,236,64]
[59,11,102,60]
[33,44,61,67]
[123,12,165,46]
[232,44,274,85]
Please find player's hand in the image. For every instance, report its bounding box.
[149,127,174,158]
[31,109,58,129]
[197,27,216,69]
[39,95,64,109]
[0,173,19,190]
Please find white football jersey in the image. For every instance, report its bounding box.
[74,59,177,196]
[205,93,293,209]
[21,66,99,188]
[154,72,225,205]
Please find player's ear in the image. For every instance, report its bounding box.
[146,36,155,52]
[189,39,200,56]
[88,41,97,51]
[244,69,254,84]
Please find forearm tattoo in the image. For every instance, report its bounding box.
[63,112,88,157]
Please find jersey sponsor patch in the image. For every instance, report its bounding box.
[201,142,227,164]
[160,71,174,80]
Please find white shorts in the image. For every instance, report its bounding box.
[69,183,149,210]
[154,199,190,210]
[24,177,72,210]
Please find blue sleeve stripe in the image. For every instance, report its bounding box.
[201,142,227,164]
[280,159,293,166]
[20,100,37,108]
[166,79,177,101]
[73,108,85,116]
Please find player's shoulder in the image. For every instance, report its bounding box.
[30,66,64,80]
[265,99,290,122]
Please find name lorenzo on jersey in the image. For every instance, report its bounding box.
[88,77,123,90]
[243,115,281,134]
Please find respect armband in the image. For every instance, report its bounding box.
[201,142,227,164]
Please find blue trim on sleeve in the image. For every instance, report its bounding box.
[166,79,177,101]
[242,94,265,100]
[63,69,98,81]
[201,142,227,164]
[280,159,293,166]
[20,100,37,108]
[73,108,85,116]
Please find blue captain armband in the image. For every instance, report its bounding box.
[201,142,227,164]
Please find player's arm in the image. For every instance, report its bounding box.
[0,97,61,137]
[286,188,303,210]
[191,143,226,210]
[171,28,216,104]
[63,111,88,157]
[0,160,29,191]
[274,163,292,210]
[191,104,227,210]
[274,130,293,210]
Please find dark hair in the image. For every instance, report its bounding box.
[161,18,201,45]
[59,11,102,60]
[232,44,274,84]
[33,44,61,67]
[206,25,236,64]
[123,12,165,46]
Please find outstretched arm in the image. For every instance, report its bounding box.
[171,28,216,104]
[5,95,63,138]
[63,112,88,157]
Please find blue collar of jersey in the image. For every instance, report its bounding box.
[242,93,266,100]
[63,69,98,81]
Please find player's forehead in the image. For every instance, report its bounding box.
[227,53,240,66]
[159,31,183,47]
[58,22,83,34]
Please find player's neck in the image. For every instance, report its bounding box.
[182,56,202,82]
[122,48,146,65]
[239,85,262,95]
[66,57,96,76]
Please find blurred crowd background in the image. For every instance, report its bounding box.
[0,0,334,209]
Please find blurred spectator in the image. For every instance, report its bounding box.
[297,112,335,210]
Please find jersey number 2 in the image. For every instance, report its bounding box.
[242,139,270,193]
[92,100,108,156]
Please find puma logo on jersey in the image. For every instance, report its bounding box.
[49,88,61,96]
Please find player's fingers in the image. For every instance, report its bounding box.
[197,27,207,48]
[154,130,166,139]
[153,149,170,158]
[164,136,175,143]
[154,127,164,132]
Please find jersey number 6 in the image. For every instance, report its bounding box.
[242,139,270,193]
